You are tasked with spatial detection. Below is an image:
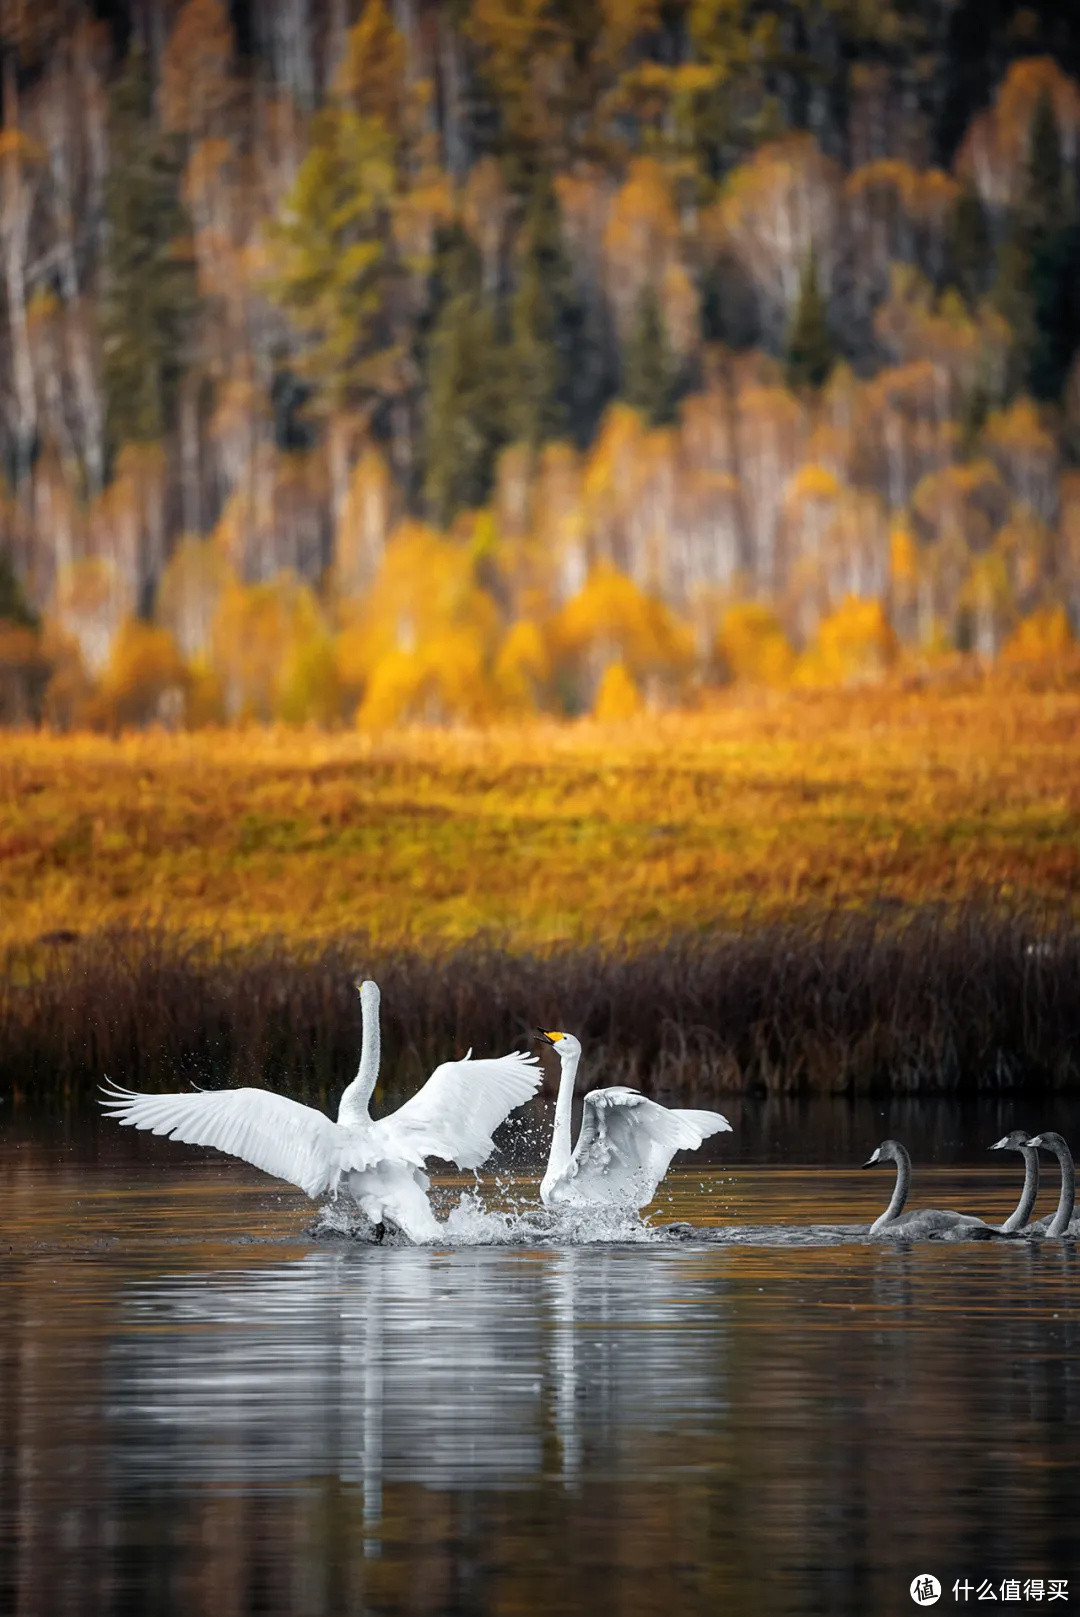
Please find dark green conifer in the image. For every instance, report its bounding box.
[946,185,991,305]
[621,284,678,425]
[100,46,198,457]
[993,91,1080,401]
[1025,90,1080,401]
[785,251,834,391]
[509,182,573,450]
[422,232,510,525]
[0,552,37,630]
[510,177,615,450]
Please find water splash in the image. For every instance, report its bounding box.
[303,1185,663,1247]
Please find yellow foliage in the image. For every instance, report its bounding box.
[958,58,1080,206]
[39,628,96,733]
[210,575,328,722]
[99,619,190,729]
[356,648,432,729]
[715,603,795,687]
[278,633,344,726]
[184,657,226,726]
[582,403,647,505]
[1002,607,1074,663]
[890,524,919,588]
[592,660,643,721]
[338,522,500,695]
[493,619,550,714]
[555,563,694,689]
[796,596,897,686]
[160,0,235,138]
[156,536,234,660]
[357,628,494,730]
[787,463,841,503]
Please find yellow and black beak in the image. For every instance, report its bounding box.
[535,1029,564,1045]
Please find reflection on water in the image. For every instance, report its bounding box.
[1,1129,1079,1616]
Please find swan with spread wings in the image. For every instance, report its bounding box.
[101,980,541,1242]
[538,1030,731,1213]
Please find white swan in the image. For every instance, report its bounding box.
[538,1030,732,1213]
[101,980,541,1243]
[862,1139,992,1239]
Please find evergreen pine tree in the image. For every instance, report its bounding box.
[785,251,835,391]
[1028,88,1065,226]
[510,181,572,450]
[946,184,991,305]
[509,177,615,451]
[269,104,397,415]
[993,90,1080,402]
[0,552,37,629]
[621,284,678,425]
[990,212,1037,393]
[100,47,198,456]
[1026,90,1080,402]
[423,232,510,525]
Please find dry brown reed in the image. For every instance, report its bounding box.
[3,906,1079,1110]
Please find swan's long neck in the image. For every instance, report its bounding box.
[1000,1147,1039,1234]
[870,1145,911,1234]
[338,982,380,1127]
[545,1046,580,1185]
[1046,1137,1075,1237]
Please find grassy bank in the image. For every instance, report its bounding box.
[1,682,1079,953]
[3,909,1080,1106]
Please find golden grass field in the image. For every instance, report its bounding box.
[1,679,1078,955]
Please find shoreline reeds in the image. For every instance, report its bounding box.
[3,906,1079,1109]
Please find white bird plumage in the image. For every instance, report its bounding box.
[101,980,542,1242]
[537,1030,732,1212]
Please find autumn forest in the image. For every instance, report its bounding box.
[0,0,1077,730]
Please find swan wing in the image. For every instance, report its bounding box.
[100,1081,366,1199]
[371,1051,542,1169]
[565,1088,731,1209]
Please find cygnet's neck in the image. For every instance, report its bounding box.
[1044,1136,1076,1237]
[870,1145,911,1234]
[1000,1146,1039,1234]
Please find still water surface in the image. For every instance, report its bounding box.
[2,1113,1078,1617]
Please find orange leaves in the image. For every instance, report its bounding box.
[493,619,550,715]
[592,660,643,720]
[335,0,407,128]
[339,522,503,728]
[1002,607,1074,663]
[715,603,794,687]
[796,596,897,687]
[957,58,1080,208]
[161,0,235,140]
[910,461,1009,557]
[98,619,189,729]
[554,561,695,703]
[602,159,697,354]
[715,135,842,340]
[210,575,331,723]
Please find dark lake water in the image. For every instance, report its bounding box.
[2,1104,1079,1616]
